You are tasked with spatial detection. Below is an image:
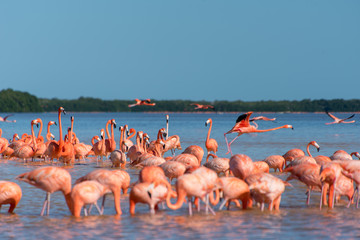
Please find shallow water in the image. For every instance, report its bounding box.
[0,112,360,239]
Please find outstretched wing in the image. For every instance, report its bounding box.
[343,114,355,121]
[325,110,337,120]
[3,114,14,121]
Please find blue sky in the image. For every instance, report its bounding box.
[1,1,359,101]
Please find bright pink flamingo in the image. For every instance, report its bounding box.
[224,112,293,155]
[128,99,156,107]
[205,118,218,156]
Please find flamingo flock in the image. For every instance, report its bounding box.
[0,107,359,218]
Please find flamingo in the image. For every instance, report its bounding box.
[0,114,16,123]
[330,150,353,161]
[182,145,204,165]
[1,134,20,158]
[203,153,230,177]
[45,107,66,163]
[229,154,254,180]
[166,168,218,216]
[92,129,107,164]
[253,161,270,174]
[71,180,109,217]
[264,155,286,172]
[190,103,215,110]
[325,110,355,125]
[216,177,252,210]
[284,163,325,205]
[160,161,187,183]
[13,119,39,161]
[123,125,135,151]
[286,141,319,167]
[205,118,218,156]
[319,162,343,209]
[224,112,293,155]
[128,99,156,107]
[105,119,117,156]
[129,182,171,215]
[0,129,9,155]
[75,169,130,216]
[245,173,290,211]
[170,153,200,170]
[351,152,360,160]
[16,166,72,216]
[249,116,276,129]
[0,181,22,213]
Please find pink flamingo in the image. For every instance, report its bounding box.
[325,110,355,125]
[224,112,293,155]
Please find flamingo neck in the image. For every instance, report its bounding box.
[166,186,186,210]
[58,110,64,149]
[37,119,43,139]
[253,125,289,133]
[307,143,312,157]
[119,128,124,151]
[206,121,212,144]
[31,123,37,150]
[128,129,136,140]
[105,121,111,139]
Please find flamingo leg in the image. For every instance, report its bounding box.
[84,207,88,216]
[101,195,106,214]
[188,197,193,216]
[260,202,265,211]
[306,188,311,205]
[357,187,360,208]
[94,202,102,215]
[40,194,49,216]
[320,184,324,210]
[47,193,51,216]
[347,186,357,208]
[219,199,228,210]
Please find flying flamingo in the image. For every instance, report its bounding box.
[16,166,72,216]
[325,110,355,125]
[224,112,293,155]
[0,114,16,123]
[190,103,215,110]
[0,181,22,213]
[75,169,130,216]
[128,99,156,107]
[205,118,218,156]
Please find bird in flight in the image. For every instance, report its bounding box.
[0,114,16,123]
[128,99,156,108]
[190,103,215,110]
[325,110,355,125]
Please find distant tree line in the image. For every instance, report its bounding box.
[1,88,360,113]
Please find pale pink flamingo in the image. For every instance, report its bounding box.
[253,161,270,174]
[330,150,353,161]
[13,119,39,161]
[130,182,171,215]
[325,110,355,125]
[224,112,293,155]
[128,99,156,107]
[92,129,107,164]
[229,154,254,180]
[182,145,204,165]
[160,161,187,183]
[284,163,326,205]
[0,181,22,213]
[170,153,200,170]
[205,118,218,156]
[16,166,72,216]
[216,177,252,210]
[245,173,290,211]
[71,180,109,217]
[264,155,286,172]
[123,125,135,151]
[75,169,130,216]
[286,141,320,167]
[203,153,230,177]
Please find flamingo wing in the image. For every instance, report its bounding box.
[325,110,337,120]
[3,114,14,121]
[343,114,355,121]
